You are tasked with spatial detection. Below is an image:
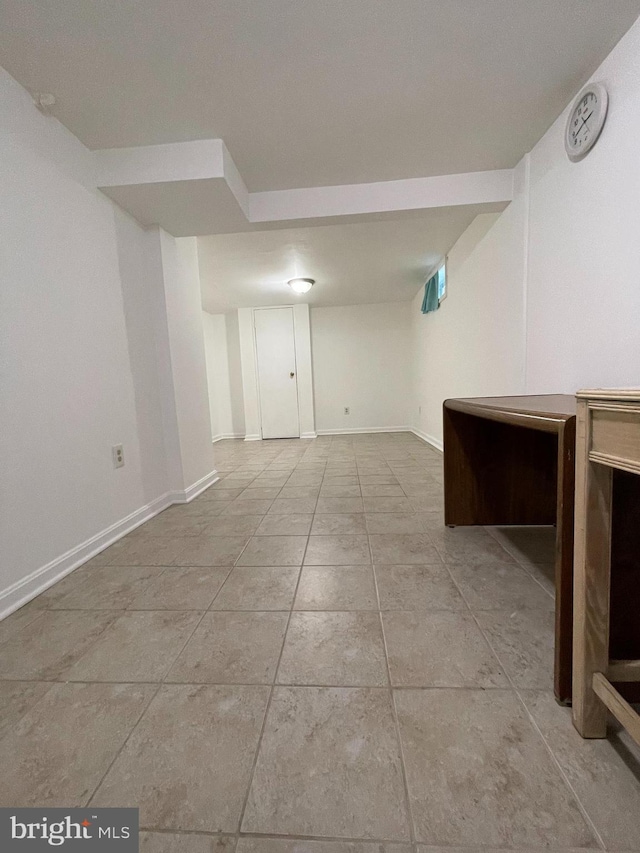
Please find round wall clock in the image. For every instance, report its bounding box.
[565,82,608,162]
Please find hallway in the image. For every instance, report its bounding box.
[0,434,639,851]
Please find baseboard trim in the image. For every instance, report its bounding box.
[0,468,219,622]
[300,431,317,439]
[212,433,244,443]
[244,434,261,441]
[316,426,412,436]
[411,427,443,453]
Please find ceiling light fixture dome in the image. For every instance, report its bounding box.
[288,277,315,294]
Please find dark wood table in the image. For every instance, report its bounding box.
[443,395,577,703]
[443,394,640,706]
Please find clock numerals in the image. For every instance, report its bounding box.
[565,83,608,161]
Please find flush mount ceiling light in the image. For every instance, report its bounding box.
[288,277,315,294]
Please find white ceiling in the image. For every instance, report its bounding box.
[197,206,503,312]
[1,0,639,192]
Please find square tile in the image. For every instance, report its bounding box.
[363,497,415,514]
[447,562,554,611]
[476,609,555,689]
[64,611,200,682]
[360,485,405,497]
[394,688,597,848]
[211,567,299,610]
[0,610,119,680]
[222,499,274,516]
[278,486,321,499]
[128,567,231,610]
[315,498,364,514]
[311,514,367,535]
[236,536,307,566]
[202,515,264,536]
[237,843,409,853]
[375,565,464,610]
[200,488,245,501]
[242,686,410,839]
[166,612,288,683]
[238,487,283,500]
[319,485,362,497]
[255,514,313,536]
[365,513,428,534]
[268,498,318,515]
[369,534,440,565]
[92,684,269,831]
[103,536,184,566]
[0,683,155,806]
[175,536,250,566]
[0,681,52,742]
[44,565,162,610]
[429,527,518,567]
[305,535,371,565]
[383,611,506,687]
[294,566,378,611]
[278,612,387,686]
[140,833,235,853]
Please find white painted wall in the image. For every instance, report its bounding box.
[311,302,412,433]
[411,16,640,448]
[524,18,640,393]
[0,65,215,617]
[202,311,246,440]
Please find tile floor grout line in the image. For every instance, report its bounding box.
[483,525,556,602]
[372,562,418,847]
[233,530,309,838]
[445,563,608,852]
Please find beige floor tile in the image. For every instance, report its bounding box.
[522,690,640,850]
[255,514,313,536]
[363,497,415,513]
[104,536,185,566]
[278,611,387,686]
[0,609,119,680]
[429,527,518,567]
[0,601,46,645]
[369,534,440,565]
[448,562,554,611]
[395,688,597,848]
[321,475,359,486]
[140,833,235,853]
[200,488,246,501]
[305,535,371,565]
[222,499,274,516]
[211,567,299,610]
[0,682,155,806]
[489,525,556,564]
[315,497,365,514]
[358,475,399,485]
[311,513,367,535]
[0,681,52,741]
[476,609,555,689]
[64,611,201,682]
[236,536,307,566]
[375,564,464,610]
[128,567,231,610]
[175,536,250,566]
[294,566,378,611]
[319,484,362,497]
[360,484,405,497]
[92,684,269,832]
[242,686,410,839]
[238,487,283,500]
[44,565,162,610]
[268,498,318,515]
[383,611,506,688]
[202,515,264,536]
[166,611,288,683]
[278,486,321,499]
[365,513,427,534]
[237,842,409,853]
[138,513,210,537]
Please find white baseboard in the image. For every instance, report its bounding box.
[316,426,412,436]
[300,431,317,439]
[212,433,244,443]
[244,434,261,441]
[411,427,443,453]
[0,469,219,622]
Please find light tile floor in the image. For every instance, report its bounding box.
[1,433,639,852]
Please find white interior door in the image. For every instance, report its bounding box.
[254,307,300,439]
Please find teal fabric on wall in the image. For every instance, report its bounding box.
[421,274,439,314]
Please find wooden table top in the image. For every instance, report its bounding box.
[444,394,576,429]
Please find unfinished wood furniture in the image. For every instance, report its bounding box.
[443,395,577,703]
[573,389,640,745]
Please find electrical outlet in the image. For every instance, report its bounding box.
[112,444,125,469]
[344,407,350,415]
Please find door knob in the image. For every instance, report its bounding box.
[289,372,295,378]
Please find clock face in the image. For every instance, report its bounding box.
[565,83,608,162]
